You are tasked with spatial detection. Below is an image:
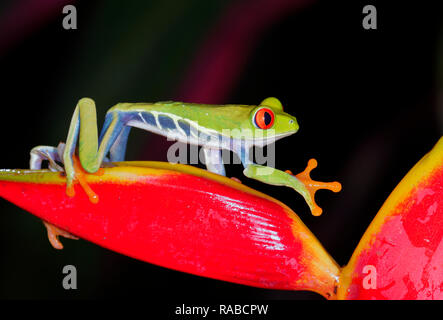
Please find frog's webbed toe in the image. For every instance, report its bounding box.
[286,159,341,216]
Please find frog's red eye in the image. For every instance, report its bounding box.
[253,108,274,129]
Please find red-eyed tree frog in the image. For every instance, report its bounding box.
[30,97,341,248]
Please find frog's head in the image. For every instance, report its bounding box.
[234,97,299,146]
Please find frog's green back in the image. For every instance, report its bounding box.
[109,99,298,140]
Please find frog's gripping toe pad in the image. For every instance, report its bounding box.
[286,159,342,216]
[43,221,79,250]
[0,161,340,299]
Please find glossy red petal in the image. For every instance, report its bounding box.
[0,162,340,299]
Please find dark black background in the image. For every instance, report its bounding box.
[0,0,442,301]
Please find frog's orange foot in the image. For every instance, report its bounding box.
[43,221,79,250]
[286,159,342,216]
[66,155,104,204]
[230,177,242,184]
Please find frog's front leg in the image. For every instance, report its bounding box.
[243,159,341,216]
[202,147,226,176]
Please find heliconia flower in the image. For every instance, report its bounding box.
[0,136,442,300]
[0,161,340,299]
[338,137,443,299]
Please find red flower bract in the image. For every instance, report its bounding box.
[1,136,442,300]
[0,161,340,299]
[339,137,443,299]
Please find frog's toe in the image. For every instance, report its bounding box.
[230,177,242,184]
[43,221,78,250]
[289,158,342,216]
[65,155,100,204]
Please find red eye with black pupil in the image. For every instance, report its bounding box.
[254,108,274,129]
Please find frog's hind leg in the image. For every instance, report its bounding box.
[63,99,125,201]
[29,144,79,249]
[30,145,64,172]
[42,221,78,250]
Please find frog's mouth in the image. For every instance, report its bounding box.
[246,130,298,147]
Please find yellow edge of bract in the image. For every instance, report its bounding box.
[0,161,296,204]
[292,218,341,299]
[337,136,443,299]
